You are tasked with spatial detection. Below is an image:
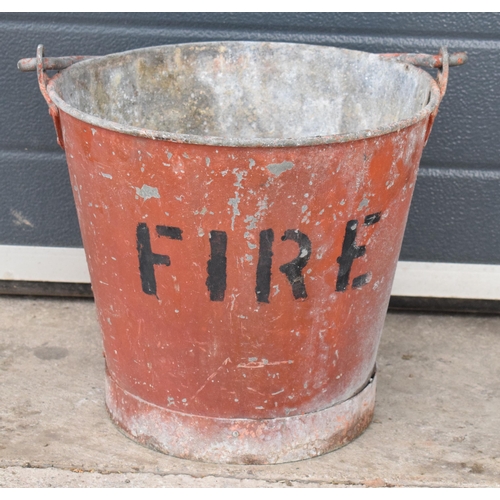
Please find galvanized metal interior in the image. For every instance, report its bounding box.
[49,42,438,146]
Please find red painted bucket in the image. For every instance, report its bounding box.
[19,42,465,464]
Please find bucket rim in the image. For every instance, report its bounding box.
[48,41,441,148]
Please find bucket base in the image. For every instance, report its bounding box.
[105,371,376,464]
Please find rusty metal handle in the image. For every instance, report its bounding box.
[382,47,466,144]
[17,46,97,150]
[16,45,94,150]
[17,53,96,72]
[379,50,467,69]
[35,45,65,149]
[381,47,467,100]
[35,45,58,116]
[424,48,450,143]
[435,47,450,100]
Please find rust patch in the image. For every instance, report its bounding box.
[106,371,377,464]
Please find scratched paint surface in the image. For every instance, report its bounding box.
[62,111,427,420]
[44,41,441,461]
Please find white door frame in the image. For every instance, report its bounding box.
[1,245,499,300]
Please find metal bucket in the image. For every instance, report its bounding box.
[19,42,466,464]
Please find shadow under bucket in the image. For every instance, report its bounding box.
[19,41,466,464]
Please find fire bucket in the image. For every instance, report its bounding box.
[19,42,466,464]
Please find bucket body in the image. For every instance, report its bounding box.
[45,42,440,463]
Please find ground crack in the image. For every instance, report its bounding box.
[0,464,385,487]
[1,464,486,487]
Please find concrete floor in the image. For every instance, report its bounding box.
[0,296,499,487]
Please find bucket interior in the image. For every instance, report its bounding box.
[51,42,436,143]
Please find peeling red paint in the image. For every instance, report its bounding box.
[19,41,465,463]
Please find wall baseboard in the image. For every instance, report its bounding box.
[0,246,90,283]
[1,245,499,301]
[390,261,500,300]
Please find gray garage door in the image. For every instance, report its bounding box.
[1,13,499,305]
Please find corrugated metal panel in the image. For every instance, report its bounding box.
[1,13,499,267]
